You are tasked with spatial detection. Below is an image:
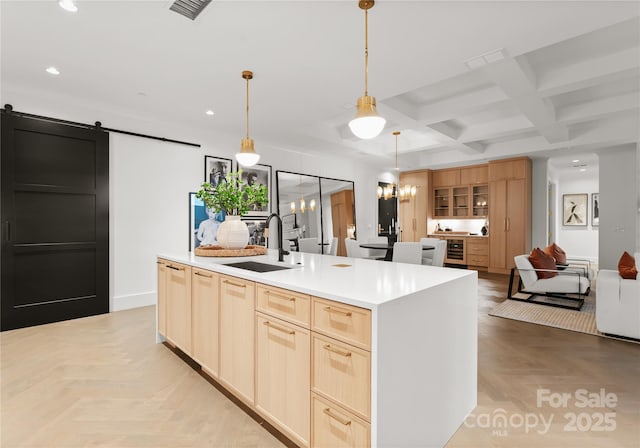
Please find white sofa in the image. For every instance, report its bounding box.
[596,253,640,339]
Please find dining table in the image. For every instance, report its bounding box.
[359,242,435,262]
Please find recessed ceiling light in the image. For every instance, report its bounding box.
[572,159,579,163]
[46,66,60,75]
[58,0,78,12]
[205,110,215,116]
[579,168,587,172]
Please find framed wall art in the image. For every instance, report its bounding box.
[242,217,268,247]
[562,193,588,226]
[591,193,599,227]
[189,192,226,251]
[204,155,233,186]
[239,163,272,217]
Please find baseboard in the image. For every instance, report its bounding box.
[111,291,156,312]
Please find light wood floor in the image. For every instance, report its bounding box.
[1,272,638,448]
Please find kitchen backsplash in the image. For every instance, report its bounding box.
[429,219,487,235]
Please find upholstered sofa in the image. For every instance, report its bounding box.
[596,253,640,339]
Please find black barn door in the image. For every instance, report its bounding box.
[1,113,109,331]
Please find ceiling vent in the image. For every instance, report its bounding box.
[169,0,211,21]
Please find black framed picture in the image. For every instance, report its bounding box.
[239,163,272,217]
[592,193,599,227]
[562,193,588,226]
[189,192,226,251]
[204,155,233,186]
[242,217,267,246]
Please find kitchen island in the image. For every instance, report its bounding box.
[157,249,477,448]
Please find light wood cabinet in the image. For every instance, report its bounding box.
[166,261,192,355]
[191,268,219,377]
[330,190,354,257]
[257,284,310,328]
[488,157,531,273]
[466,238,488,268]
[256,313,310,447]
[312,298,371,350]
[471,185,489,217]
[311,333,371,421]
[219,275,256,404]
[399,170,429,242]
[460,165,488,184]
[431,168,460,187]
[311,393,370,448]
[157,259,168,337]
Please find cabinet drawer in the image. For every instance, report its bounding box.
[312,393,370,448]
[467,255,488,267]
[312,298,371,350]
[466,242,488,255]
[257,284,310,328]
[312,334,370,420]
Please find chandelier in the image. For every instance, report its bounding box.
[290,178,316,213]
[377,131,417,200]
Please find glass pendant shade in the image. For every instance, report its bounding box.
[290,202,296,214]
[236,137,260,167]
[349,97,386,140]
[310,199,316,211]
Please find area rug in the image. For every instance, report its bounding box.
[489,296,639,344]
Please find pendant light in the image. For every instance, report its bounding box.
[377,131,416,200]
[290,177,315,214]
[235,70,260,167]
[349,0,386,140]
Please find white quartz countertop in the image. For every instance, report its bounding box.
[158,250,476,310]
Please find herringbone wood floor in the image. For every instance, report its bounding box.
[1,272,638,447]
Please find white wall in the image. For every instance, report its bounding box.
[553,171,599,261]
[599,145,638,269]
[3,86,381,311]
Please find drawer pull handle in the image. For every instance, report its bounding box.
[263,321,295,335]
[194,271,213,278]
[323,344,352,357]
[266,291,295,302]
[167,265,184,271]
[324,306,352,317]
[323,408,352,426]
[223,279,246,288]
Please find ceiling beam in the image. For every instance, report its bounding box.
[481,56,568,143]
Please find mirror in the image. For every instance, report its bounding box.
[320,178,356,256]
[276,171,356,255]
[276,172,322,253]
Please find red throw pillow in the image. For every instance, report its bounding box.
[544,243,567,265]
[618,251,638,280]
[528,248,557,279]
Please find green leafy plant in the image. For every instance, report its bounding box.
[196,170,268,216]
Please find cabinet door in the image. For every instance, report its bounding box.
[256,313,310,447]
[506,178,526,270]
[489,180,507,270]
[219,275,255,404]
[460,165,488,184]
[452,186,470,217]
[157,259,167,337]
[166,262,192,355]
[472,185,489,217]
[432,168,460,187]
[433,187,451,218]
[192,268,219,377]
[311,393,370,448]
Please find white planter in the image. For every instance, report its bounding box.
[217,215,249,249]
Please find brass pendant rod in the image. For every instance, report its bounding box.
[245,76,250,139]
[364,8,369,96]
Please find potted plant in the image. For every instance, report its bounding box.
[196,170,268,249]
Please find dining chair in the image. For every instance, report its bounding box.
[420,238,446,267]
[298,237,320,254]
[328,237,338,256]
[365,236,387,259]
[392,242,423,265]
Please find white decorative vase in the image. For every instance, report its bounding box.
[217,215,249,249]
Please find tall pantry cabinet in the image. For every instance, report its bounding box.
[399,170,430,242]
[488,157,531,274]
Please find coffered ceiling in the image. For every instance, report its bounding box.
[1,1,638,171]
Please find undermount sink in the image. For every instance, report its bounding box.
[223,261,293,273]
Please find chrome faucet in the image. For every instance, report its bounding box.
[266,213,290,262]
